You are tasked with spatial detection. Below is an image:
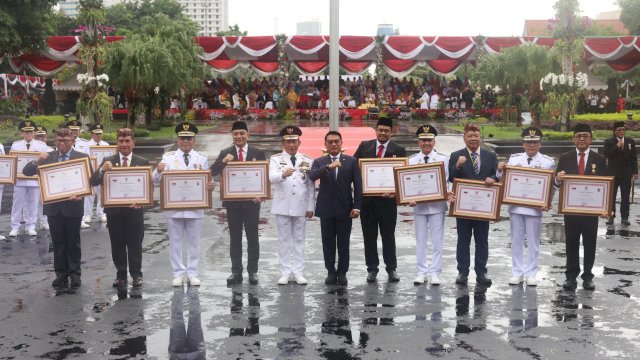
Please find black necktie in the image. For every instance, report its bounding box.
[424,155,429,163]
[527,157,532,165]
[290,155,296,167]
[331,157,338,179]
[183,152,189,166]
[59,154,66,162]
[26,143,30,150]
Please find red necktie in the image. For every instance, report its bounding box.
[578,152,585,175]
[122,156,128,167]
[238,148,244,161]
[376,144,384,158]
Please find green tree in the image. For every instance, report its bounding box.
[618,0,640,35]
[50,10,81,36]
[0,0,59,56]
[103,14,206,128]
[215,24,247,36]
[104,0,189,36]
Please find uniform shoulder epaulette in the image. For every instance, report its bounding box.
[509,153,523,158]
[298,152,312,160]
[164,151,176,156]
[541,154,553,161]
[11,140,21,145]
[78,138,89,142]
[270,153,281,158]
[33,139,46,145]
[193,150,207,158]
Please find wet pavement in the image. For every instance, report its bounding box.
[1,132,640,359]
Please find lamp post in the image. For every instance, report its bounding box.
[329,0,339,131]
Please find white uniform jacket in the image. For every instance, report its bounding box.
[12,139,49,187]
[408,150,449,215]
[269,151,315,217]
[153,149,209,219]
[497,152,556,217]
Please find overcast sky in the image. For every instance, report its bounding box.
[229,0,620,36]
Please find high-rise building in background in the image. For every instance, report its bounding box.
[178,0,229,36]
[296,20,321,35]
[58,0,80,17]
[377,24,399,36]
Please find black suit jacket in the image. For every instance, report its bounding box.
[23,150,90,217]
[90,153,150,215]
[309,153,363,220]
[448,147,499,183]
[210,144,266,208]
[353,139,406,204]
[555,149,607,177]
[603,136,637,177]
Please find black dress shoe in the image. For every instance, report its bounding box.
[248,272,259,285]
[226,273,243,286]
[325,273,337,285]
[52,276,68,287]
[476,273,492,286]
[132,277,143,287]
[583,280,595,291]
[70,276,81,287]
[366,272,377,283]
[606,218,614,225]
[336,273,348,286]
[387,270,400,282]
[455,273,468,285]
[562,279,577,290]
[112,279,127,287]
[622,218,631,226]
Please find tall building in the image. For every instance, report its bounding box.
[297,20,321,35]
[178,0,229,36]
[58,0,80,17]
[377,24,399,36]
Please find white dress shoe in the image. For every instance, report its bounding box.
[40,222,49,231]
[0,235,5,240]
[508,276,524,285]
[277,275,290,285]
[188,276,201,286]
[526,277,538,286]
[80,222,90,228]
[172,276,185,287]
[430,275,440,285]
[9,229,18,237]
[28,229,37,236]
[99,214,108,223]
[82,215,92,223]
[413,274,427,285]
[293,274,307,285]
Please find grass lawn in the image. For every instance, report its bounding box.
[448,125,640,140]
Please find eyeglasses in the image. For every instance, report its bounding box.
[574,134,591,139]
[56,139,72,143]
[326,139,342,144]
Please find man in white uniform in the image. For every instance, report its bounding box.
[34,125,54,231]
[154,122,214,287]
[497,127,555,286]
[269,126,315,285]
[66,119,90,154]
[84,124,109,224]
[408,125,449,286]
[9,120,49,237]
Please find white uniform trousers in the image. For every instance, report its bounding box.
[414,212,445,276]
[38,199,47,227]
[276,214,307,277]
[167,217,202,278]
[84,186,104,217]
[509,213,542,278]
[11,186,39,231]
[0,185,3,213]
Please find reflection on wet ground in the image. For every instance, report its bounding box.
[1,161,640,358]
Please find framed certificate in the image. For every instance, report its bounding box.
[89,146,117,166]
[101,166,153,207]
[449,178,502,221]
[558,175,615,216]
[501,166,554,209]
[0,155,17,184]
[38,157,93,204]
[359,158,408,196]
[220,161,271,201]
[160,170,212,210]
[393,162,447,205]
[10,150,40,179]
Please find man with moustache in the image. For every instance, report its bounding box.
[211,121,266,286]
[309,131,362,286]
[603,121,637,226]
[448,123,498,286]
[91,128,149,287]
[408,125,449,286]
[269,126,315,285]
[555,123,607,291]
[353,117,406,283]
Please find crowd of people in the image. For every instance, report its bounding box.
[8,114,634,294]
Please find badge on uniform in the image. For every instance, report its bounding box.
[591,164,596,174]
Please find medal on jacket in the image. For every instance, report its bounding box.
[591,164,596,174]
[299,160,310,180]
[629,144,632,150]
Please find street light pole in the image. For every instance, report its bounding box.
[329,0,339,131]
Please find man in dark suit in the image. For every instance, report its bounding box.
[555,123,608,291]
[309,131,363,286]
[353,117,406,283]
[91,128,149,288]
[211,121,266,286]
[23,128,90,288]
[448,123,498,286]
[603,121,637,226]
